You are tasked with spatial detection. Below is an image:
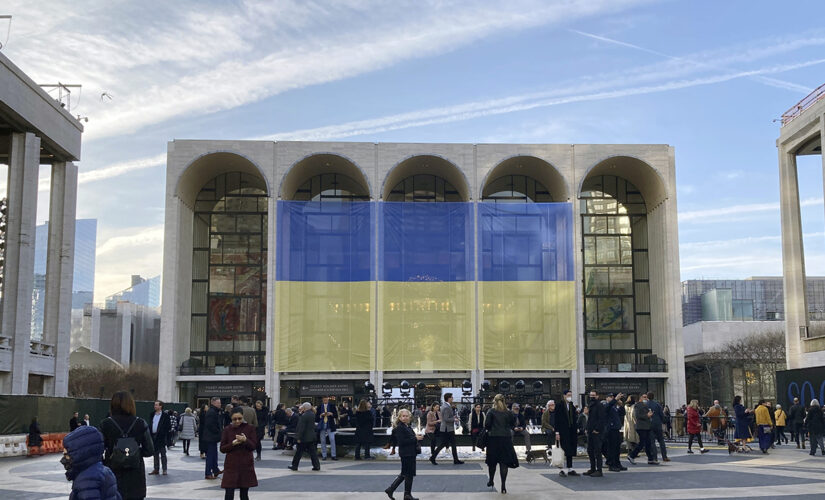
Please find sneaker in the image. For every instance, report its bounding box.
[567,470,579,476]
[287,466,297,471]
[700,449,709,454]
[626,455,636,465]
[648,460,660,465]
[559,470,567,477]
[687,450,694,454]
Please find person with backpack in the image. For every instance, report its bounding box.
[62,425,121,500]
[100,391,154,500]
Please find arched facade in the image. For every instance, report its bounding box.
[160,141,685,410]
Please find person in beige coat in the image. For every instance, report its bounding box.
[623,397,638,449]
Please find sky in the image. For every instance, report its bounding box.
[2,0,825,301]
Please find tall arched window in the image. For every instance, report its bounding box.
[386,174,461,202]
[482,174,552,203]
[581,175,651,371]
[190,172,267,374]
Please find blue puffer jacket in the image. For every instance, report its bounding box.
[63,426,122,500]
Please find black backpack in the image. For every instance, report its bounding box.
[106,417,142,470]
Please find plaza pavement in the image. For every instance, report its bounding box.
[1,441,823,499]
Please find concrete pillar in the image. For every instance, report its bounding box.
[118,302,132,364]
[42,161,77,396]
[779,149,808,368]
[265,195,276,400]
[158,196,183,402]
[2,132,41,394]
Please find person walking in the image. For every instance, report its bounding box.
[584,390,606,477]
[253,400,267,461]
[425,403,441,456]
[62,426,121,500]
[775,404,789,445]
[100,391,154,500]
[430,393,464,465]
[805,399,825,456]
[541,400,555,450]
[203,397,224,480]
[471,404,486,451]
[627,393,656,465]
[147,400,171,475]
[554,389,580,477]
[198,404,210,459]
[733,395,753,447]
[354,399,375,460]
[221,409,258,500]
[646,392,669,462]
[511,403,532,454]
[605,393,626,471]
[178,407,197,456]
[686,400,709,454]
[384,409,423,500]
[623,397,638,451]
[288,402,320,471]
[28,417,42,453]
[706,401,724,445]
[754,400,773,454]
[316,396,338,461]
[484,394,518,494]
[167,410,178,448]
[789,397,807,449]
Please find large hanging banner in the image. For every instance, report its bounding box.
[478,202,576,370]
[378,202,475,371]
[275,201,374,372]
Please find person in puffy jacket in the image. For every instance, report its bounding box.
[62,425,121,500]
[685,400,708,454]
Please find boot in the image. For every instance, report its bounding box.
[385,475,404,499]
[256,451,261,461]
[404,475,418,500]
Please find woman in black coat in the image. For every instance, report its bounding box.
[805,399,825,455]
[354,399,375,460]
[99,391,154,500]
[28,417,42,450]
[470,404,485,451]
[384,409,423,500]
[485,394,518,494]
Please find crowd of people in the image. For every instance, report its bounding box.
[55,390,825,499]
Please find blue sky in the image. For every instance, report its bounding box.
[3,0,825,300]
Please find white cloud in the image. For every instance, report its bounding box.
[94,224,164,301]
[679,197,824,223]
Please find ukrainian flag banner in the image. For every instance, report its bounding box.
[478,202,576,370]
[275,201,374,372]
[379,202,475,371]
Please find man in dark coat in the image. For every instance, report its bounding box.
[288,402,320,471]
[554,389,579,477]
[148,400,171,475]
[605,393,626,472]
[628,393,656,465]
[789,397,807,449]
[584,390,607,477]
[69,411,80,431]
[203,396,224,480]
[646,392,669,462]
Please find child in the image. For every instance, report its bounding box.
[62,425,121,500]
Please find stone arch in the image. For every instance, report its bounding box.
[176,151,269,207]
[480,155,569,201]
[579,155,668,210]
[279,152,371,200]
[381,154,470,201]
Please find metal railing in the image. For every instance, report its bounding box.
[781,82,825,126]
[178,365,265,375]
[660,415,738,444]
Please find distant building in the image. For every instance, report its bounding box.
[32,219,97,341]
[104,275,160,309]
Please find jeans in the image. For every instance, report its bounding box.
[587,431,603,472]
[629,428,654,461]
[650,426,668,460]
[318,428,336,458]
[205,442,220,477]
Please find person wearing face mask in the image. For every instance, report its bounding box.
[584,390,607,477]
[220,408,258,500]
[553,390,579,477]
[62,425,121,500]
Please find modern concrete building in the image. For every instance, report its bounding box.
[778,83,825,369]
[0,51,83,395]
[160,141,685,408]
[104,275,160,309]
[73,301,161,367]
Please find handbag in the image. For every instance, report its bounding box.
[550,438,564,468]
[476,428,488,450]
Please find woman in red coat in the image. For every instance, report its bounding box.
[686,400,708,455]
[220,410,258,500]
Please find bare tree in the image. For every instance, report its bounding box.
[68,364,158,401]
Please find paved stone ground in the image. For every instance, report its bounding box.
[1,441,823,499]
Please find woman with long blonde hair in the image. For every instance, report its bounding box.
[484,394,518,494]
[384,409,423,500]
[685,399,707,454]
